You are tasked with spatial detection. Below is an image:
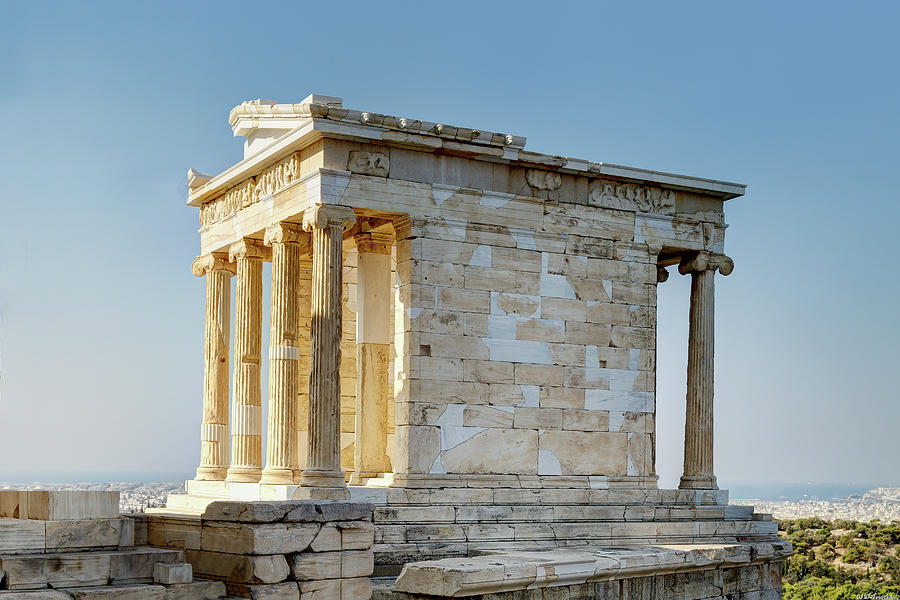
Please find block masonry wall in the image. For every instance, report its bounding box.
[391,206,659,482]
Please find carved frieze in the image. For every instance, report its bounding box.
[589,180,676,215]
[199,153,302,227]
[526,169,562,191]
[347,151,389,177]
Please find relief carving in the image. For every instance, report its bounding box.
[589,180,676,215]
[347,151,390,177]
[526,169,562,191]
[199,153,302,227]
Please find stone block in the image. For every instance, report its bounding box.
[539,430,628,475]
[152,562,192,585]
[184,550,289,584]
[291,550,374,580]
[45,519,129,552]
[440,429,538,475]
[225,582,299,600]
[300,578,371,600]
[163,581,226,600]
[147,516,201,550]
[200,522,319,555]
[0,592,71,600]
[67,585,166,600]
[0,492,119,521]
[0,518,45,554]
[0,552,110,590]
[110,548,184,584]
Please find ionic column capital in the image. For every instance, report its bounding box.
[678,251,734,276]
[264,222,309,248]
[229,239,269,262]
[192,252,235,277]
[354,231,393,255]
[302,204,356,232]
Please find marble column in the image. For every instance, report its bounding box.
[192,252,236,481]
[350,232,393,484]
[299,204,357,492]
[678,251,733,490]
[261,223,308,484]
[226,239,267,483]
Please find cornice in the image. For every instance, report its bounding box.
[188,96,747,208]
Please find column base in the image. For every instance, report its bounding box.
[300,469,347,489]
[225,467,262,483]
[194,467,227,481]
[292,486,350,501]
[679,475,718,490]
[260,468,301,485]
[348,471,389,486]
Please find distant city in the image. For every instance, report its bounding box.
[730,487,900,521]
[1,481,898,521]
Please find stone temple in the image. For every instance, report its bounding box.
[0,94,791,600]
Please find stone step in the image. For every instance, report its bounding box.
[0,581,227,600]
[0,548,184,590]
[373,504,755,524]
[0,518,134,555]
[374,518,777,545]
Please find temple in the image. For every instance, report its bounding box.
[144,93,790,598]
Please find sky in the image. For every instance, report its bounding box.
[1,1,898,488]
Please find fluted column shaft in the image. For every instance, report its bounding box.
[350,232,394,484]
[261,224,308,484]
[678,251,733,490]
[301,204,357,490]
[193,253,235,481]
[226,239,267,483]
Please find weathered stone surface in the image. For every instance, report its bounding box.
[0,553,111,590]
[291,550,373,580]
[66,585,165,600]
[147,516,200,551]
[184,551,289,584]
[152,563,192,585]
[200,522,319,555]
[0,518,45,554]
[163,581,226,600]
[0,492,119,521]
[299,578,371,600]
[225,582,299,600]
[0,591,72,600]
[109,548,184,584]
[201,501,372,524]
[45,519,128,552]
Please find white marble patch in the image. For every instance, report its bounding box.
[201,423,227,442]
[408,307,423,319]
[440,426,486,450]
[608,411,626,432]
[487,315,519,339]
[436,404,465,427]
[485,339,552,364]
[233,405,262,435]
[480,190,514,208]
[538,449,563,475]
[433,184,457,206]
[629,349,640,371]
[470,244,492,267]
[584,390,653,413]
[589,476,609,489]
[519,385,540,407]
[586,346,601,370]
[429,454,447,474]
[510,227,537,250]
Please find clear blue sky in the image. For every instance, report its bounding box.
[1,1,897,487]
